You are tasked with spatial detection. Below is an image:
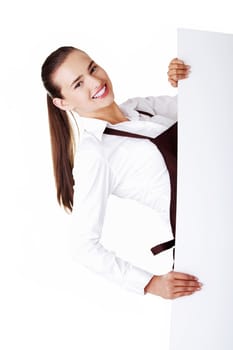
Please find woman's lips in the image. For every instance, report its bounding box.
[92,84,109,99]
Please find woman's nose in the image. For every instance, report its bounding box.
[86,74,101,87]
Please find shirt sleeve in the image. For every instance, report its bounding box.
[135,95,177,122]
[70,145,153,295]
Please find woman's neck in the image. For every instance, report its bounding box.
[81,102,129,124]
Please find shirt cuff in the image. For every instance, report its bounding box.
[122,265,154,295]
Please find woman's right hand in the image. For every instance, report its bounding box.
[144,271,202,299]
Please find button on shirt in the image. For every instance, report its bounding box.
[70,95,177,295]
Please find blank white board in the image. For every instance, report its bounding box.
[170,28,233,349]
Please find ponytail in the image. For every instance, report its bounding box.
[41,46,80,211]
[47,94,75,211]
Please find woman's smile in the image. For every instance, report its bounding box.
[92,84,109,99]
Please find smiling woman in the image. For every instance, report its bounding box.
[51,49,117,119]
[41,46,202,299]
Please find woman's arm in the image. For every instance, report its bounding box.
[71,145,202,299]
[70,145,154,295]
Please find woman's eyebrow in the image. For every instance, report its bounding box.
[88,60,95,71]
[70,60,94,87]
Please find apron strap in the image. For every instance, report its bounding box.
[103,115,177,258]
[136,110,154,117]
[151,239,175,255]
[104,127,154,140]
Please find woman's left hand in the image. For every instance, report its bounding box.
[167,58,190,87]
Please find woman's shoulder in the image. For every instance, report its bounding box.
[73,136,109,182]
[120,95,177,107]
[120,95,177,120]
[75,132,107,166]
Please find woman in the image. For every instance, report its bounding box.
[41,46,202,299]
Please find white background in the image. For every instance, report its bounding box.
[1,1,233,349]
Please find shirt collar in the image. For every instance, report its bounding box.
[77,115,108,141]
[69,104,140,142]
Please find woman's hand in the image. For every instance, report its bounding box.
[167,58,190,87]
[144,271,202,299]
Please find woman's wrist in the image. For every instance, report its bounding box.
[144,275,158,295]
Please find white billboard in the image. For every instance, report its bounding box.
[170,28,233,349]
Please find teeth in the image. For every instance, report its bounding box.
[93,85,106,98]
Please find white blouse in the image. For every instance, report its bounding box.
[69,95,177,295]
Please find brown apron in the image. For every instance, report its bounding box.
[104,110,177,260]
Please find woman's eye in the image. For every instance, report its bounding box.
[90,65,97,74]
[74,81,82,89]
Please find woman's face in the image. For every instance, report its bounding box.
[52,50,115,117]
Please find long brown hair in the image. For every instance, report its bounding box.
[41,46,78,211]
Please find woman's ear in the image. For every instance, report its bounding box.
[53,97,70,111]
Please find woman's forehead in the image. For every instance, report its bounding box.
[53,50,92,86]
